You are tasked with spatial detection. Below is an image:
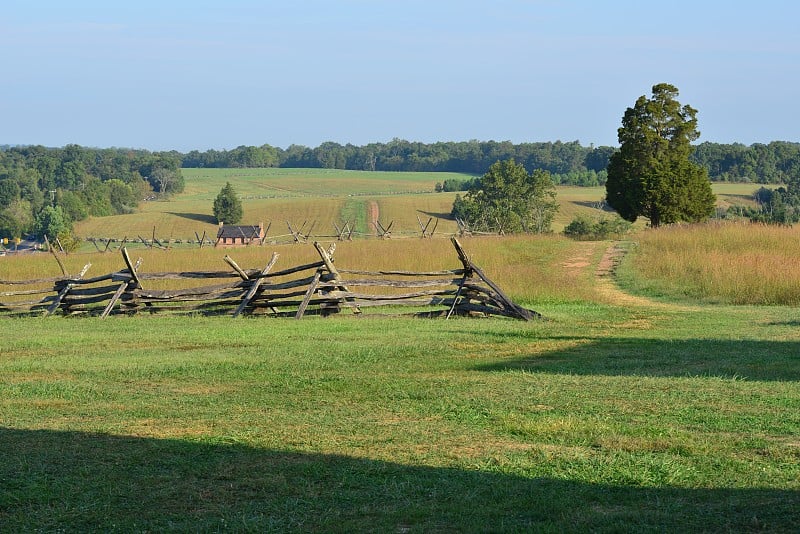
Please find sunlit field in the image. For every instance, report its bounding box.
[620,221,800,305]
[72,170,623,243]
[0,235,600,307]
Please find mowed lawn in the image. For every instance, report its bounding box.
[1,305,798,531]
[1,229,799,531]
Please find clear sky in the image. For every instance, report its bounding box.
[2,0,798,152]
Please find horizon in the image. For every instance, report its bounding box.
[2,1,798,152]
[3,137,799,155]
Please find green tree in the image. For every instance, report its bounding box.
[107,179,137,214]
[606,83,716,227]
[450,159,557,233]
[0,199,33,239]
[213,182,243,224]
[34,205,71,240]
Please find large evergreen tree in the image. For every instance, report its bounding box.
[212,182,243,224]
[606,83,716,227]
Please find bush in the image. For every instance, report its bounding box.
[564,215,631,240]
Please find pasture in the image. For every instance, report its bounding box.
[73,168,626,244]
[2,171,799,531]
[71,169,766,247]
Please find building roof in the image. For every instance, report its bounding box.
[216,224,262,239]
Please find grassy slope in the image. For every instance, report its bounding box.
[1,232,799,531]
[1,306,798,531]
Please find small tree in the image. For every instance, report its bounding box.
[213,182,243,224]
[450,159,557,233]
[34,205,71,240]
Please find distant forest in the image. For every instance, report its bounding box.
[181,139,800,185]
[0,145,183,240]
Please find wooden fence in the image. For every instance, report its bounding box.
[76,215,512,252]
[0,238,540,321]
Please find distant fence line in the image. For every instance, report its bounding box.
[0,238,540,321]
[79,218,504,251]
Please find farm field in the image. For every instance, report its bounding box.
[70,168,765,245]
[2,224,800,531]
[69,169,618,244]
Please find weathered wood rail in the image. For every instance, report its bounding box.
[0,238,541,320]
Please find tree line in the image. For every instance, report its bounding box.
[181,139,800,184]
[0,145,183,242]
[3,132,800,242]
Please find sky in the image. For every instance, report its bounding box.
[1,0,798,152]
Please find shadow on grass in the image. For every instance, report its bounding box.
[1,428,798,532]
[167,212,217,224]
[474,336,800,381]
[417,209,454,220]
[571,200,615,211]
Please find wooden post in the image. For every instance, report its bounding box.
[44,235,68,276]
[101,250,143,319]
[450,237,540,321]
[259,221,272,245]
[446,273,468,320]
[224,255,250,281]
[294,269,322,319]
[313,241,360,314]
[47,263,91,316]
[233,252,279,317]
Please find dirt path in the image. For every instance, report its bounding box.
[368,200,379,228]
[596,242,700,310]
[562,241,697,310]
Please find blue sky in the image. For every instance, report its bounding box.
[2,1,798,151]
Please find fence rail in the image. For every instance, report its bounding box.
[0,238,540,321]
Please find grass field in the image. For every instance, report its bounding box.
[620,222,800,305]
[3,171,798,531]
[71,169,624,244]
[1,301,798,531]
[70,169,764,246]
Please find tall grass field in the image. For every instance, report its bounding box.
[620,222,800,305]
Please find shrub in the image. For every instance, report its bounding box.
[564,215,631,240]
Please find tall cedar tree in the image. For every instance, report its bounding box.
[606,83,716,227]
[451,159,557,233]
[213,182,243,224]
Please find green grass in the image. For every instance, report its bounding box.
[4,174,798,531]
[1,304,798,531]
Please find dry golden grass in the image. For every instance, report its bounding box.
[625,221,800,305]
[1,236,602,306]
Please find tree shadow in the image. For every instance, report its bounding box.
[473,337,800,381]
[417,209,454,220]
[1,427,797,531]
[571,200,615,212]
[765,320,800,327]
[167,212,217,224]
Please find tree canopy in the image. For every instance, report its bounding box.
[606,83,716,227]
[0,145,181,240]
[212,182,243,225]
[451,159,558,234]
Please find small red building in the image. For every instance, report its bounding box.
[215,222,265,247]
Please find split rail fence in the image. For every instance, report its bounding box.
[0,238,540,321]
